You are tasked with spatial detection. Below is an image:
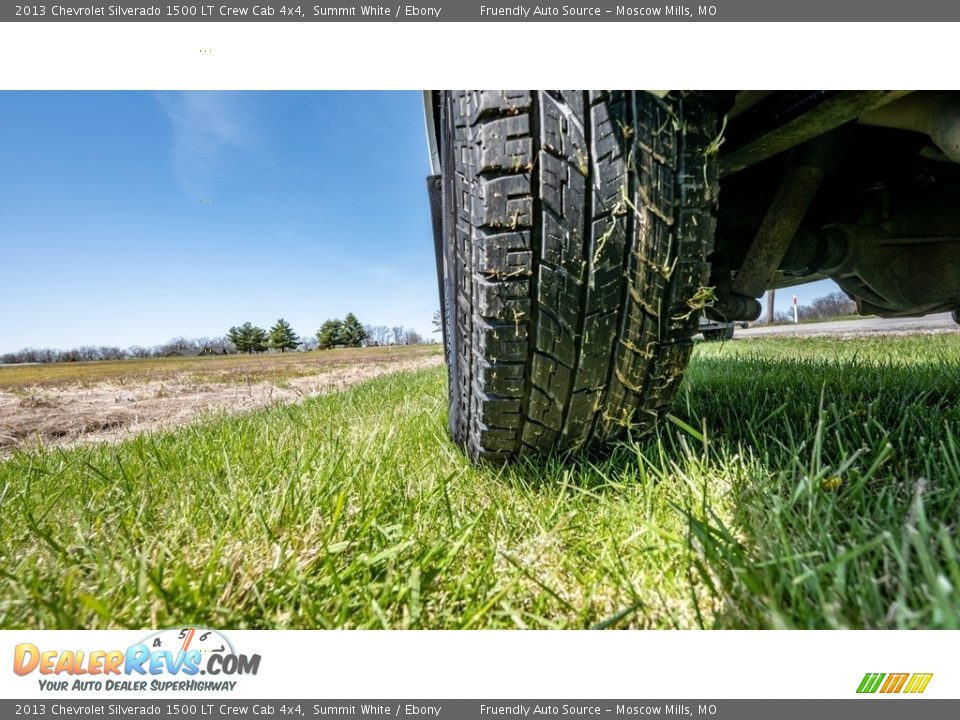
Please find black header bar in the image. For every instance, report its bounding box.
[5,0,960,22]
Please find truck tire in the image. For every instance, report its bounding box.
[439,91,720,463]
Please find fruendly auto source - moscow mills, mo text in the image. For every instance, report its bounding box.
[479,4,711,17]
[13,3,717,19]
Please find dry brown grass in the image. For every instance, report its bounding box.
[0,344,441,390]
[0,346,442,452]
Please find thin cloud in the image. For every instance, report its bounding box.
[157,91,259,196]
[364,265,395,279]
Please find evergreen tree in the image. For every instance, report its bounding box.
[227,323,251,353]
[339,313,368,347]
[248,325,268,353]
[267,318,300,352]
[316,319,343,350]
[227,322,268,353]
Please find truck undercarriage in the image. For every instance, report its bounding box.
[708,90,960,320]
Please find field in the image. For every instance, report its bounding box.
[0,345,441,452]
[0,345,441,390]
[1,334,959,629]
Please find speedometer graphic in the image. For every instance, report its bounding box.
[141,627,234,659]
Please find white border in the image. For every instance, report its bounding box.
[2,630,956,699]
[1,16,957,704]
[0,22,958,90]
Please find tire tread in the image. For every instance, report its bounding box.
[444,91,719,462]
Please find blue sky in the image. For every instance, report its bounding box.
[0,91,840,353]
[0,91,437,353]
[765,278,839,318]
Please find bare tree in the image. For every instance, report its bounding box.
[158,337,198,356]
[76,346,100,362]
[366,325,388,346]
[806,291,857,319]
[773,291,858,324]
[203,335,236,354]
[127,345,152,359]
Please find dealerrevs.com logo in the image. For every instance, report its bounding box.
[13,627,261,693]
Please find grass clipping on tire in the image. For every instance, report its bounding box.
[442,91,720,463]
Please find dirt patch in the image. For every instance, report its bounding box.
[0,355,442,454]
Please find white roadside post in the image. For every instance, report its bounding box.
[793,294,799,324]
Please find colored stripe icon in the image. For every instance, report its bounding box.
[857,672,933,694]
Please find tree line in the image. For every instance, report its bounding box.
[769,291,859,324]
[0,314,433,365]
[0,339,234,365]
[227,319,300,353]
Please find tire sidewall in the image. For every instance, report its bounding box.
[439,92,462,442]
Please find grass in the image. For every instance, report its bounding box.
[1,334,959,629]
[0,345,441,390]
